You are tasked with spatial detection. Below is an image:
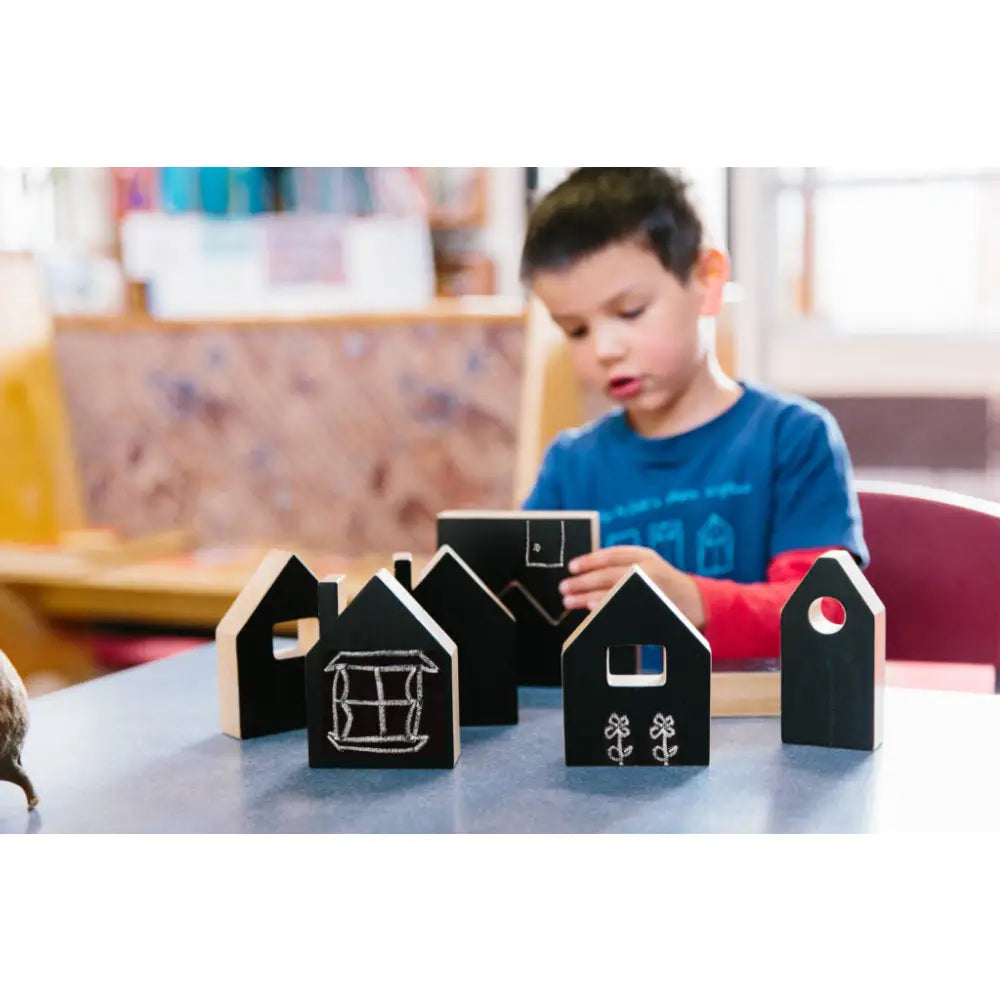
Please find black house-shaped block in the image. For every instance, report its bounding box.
[781,550,886,751]
[216,549,319,739]
[413,544,518,726]
[436,510,600,686]
[305,569,460,769]
[562,566,712,767]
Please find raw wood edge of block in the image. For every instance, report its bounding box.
[216,630,243,739]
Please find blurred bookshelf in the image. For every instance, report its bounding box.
[425,168,495,296]
[0,167,516,319]
[425,167,488,231]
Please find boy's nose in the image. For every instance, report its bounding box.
[593,324,627,364]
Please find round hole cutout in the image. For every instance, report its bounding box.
[808,597,846,635]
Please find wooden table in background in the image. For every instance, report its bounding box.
[711,658,997,716]
[0,543,422,629]
[0,542,424,692]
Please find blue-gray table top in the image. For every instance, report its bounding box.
[3,644,999,833]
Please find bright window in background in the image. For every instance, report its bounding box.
[677,168,727,251]
[0,168,55,251]
[773,168,1000,335]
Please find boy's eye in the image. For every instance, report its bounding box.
[568,325,588,339]
[619,306,646,320]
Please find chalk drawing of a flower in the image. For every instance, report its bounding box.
[605,713,633,765]
[605,713,631,740]
[650,713,679,765]
[649,713,676,740]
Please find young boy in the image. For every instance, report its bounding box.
[521,167,867,660]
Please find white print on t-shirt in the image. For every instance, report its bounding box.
[604,528,642,547]
[697,514,735,577]
[648,520,684,566]
[600,480,752,528]
[604,515,733,577]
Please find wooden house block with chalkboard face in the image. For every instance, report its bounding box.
[562,566,712,767]
[305,569,460,769]
[436,510,600,686]
[413,544,518,726]
[216,549,319,739]
[781,550,886,751]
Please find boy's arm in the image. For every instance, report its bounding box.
[690,402,867,660]
[769,406,868,565]
[563,544,846,660]
[693,547,842,660]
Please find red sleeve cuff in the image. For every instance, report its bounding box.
[691,575,785,660]
[692,547,840,661]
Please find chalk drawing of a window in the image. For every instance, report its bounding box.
[697,514,734,576]
[648,520,684,566]
[325,650,438,753]
[525,519,566,568]
[605,528,642,547]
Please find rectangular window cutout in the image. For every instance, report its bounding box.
[606,645,667,687]
[273,618,319,659]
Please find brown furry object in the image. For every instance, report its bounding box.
[0,649,38,810]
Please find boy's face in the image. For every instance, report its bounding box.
[532,240,726,417]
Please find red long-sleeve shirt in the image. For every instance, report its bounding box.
[692,547,846,660]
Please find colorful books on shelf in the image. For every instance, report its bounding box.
[125,169,432,221]
[159,167,200,213]
[276,168,426,216]
[111,169,158,217]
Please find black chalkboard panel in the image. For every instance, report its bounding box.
[436,510,599,685]
[781,551,886,751]
[306,570,459,769]
[413,545,518,726]
[216,550,319,739]
[393,552,413,593]
[562,567,711,767]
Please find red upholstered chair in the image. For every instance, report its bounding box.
[92,634,208,672]
[857,480,1000,671]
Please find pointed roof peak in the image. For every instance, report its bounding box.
[797,550,885,615]
[563,564,710,653]
[345,568,457,655]
[217,549,315,636]
[417,543,466,581]
[416,545,516,621]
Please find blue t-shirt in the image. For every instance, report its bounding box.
[522,382,868,580]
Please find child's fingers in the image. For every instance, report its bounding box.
[568,546,649,575]
[560,566,626,596]
[562,589,608,611]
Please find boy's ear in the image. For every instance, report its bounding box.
[695,248,730,316]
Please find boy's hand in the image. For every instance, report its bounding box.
[559,546,706,628]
